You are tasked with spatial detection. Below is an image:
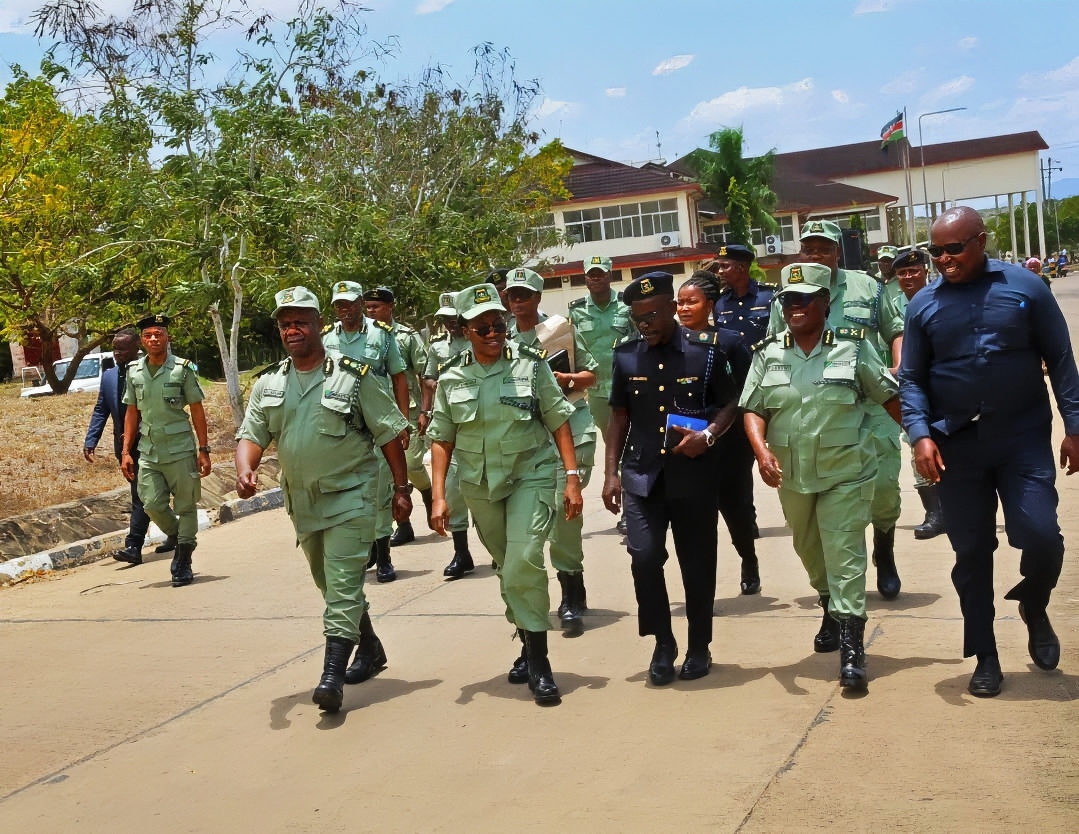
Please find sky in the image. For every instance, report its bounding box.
[4,0,1079,195]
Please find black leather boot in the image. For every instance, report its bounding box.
[838,616,868,691]
[556,571,585,636]
[113,546,142,565]
[389,521,415,547]
[872,526,901,600]
[814,596,840,653]
[420,487,434,529]
[374,536,396,583]
[155,535,177,554]
[739,544,761,595]
[344,611,388,684]
[443,531,474,579]
[523,631,560,705]
[913,485,945,540]
[508,629,529,684]
[171,542,194,587]
[366,541,377,571]
[312,636,355,713]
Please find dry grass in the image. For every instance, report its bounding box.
[0,380,239,519]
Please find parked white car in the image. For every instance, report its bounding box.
[20,352,115,398]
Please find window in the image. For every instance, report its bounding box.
[751,226,764,246]
[701,222,731,244]
[564,208,602,243]
[865,213,882,232]
[811,210,883,234]
[629,262,686,279]
[778,215,795,242]
[529,213,556,246]
[570,199,679,242]
[543,277,563,291]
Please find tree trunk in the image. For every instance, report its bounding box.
[209,302,245,428]
[37,330,108,395]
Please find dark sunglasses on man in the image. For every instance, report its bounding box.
[927,234,980,258]
[467,320,508,337]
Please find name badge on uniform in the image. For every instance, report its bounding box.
[629,376,649,382]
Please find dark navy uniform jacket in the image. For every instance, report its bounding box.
[610,325,739,497]
[899,257,1079,443]
[85,365,140,460]
[713,279,775,347]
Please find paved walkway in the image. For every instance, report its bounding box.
[3,282,1079,832]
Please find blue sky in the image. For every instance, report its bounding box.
[4,0,1079,193]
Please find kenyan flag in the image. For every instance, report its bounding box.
[881,112,905,149]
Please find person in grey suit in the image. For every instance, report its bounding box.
[83,329,155,564]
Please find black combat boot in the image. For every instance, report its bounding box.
[171,542,194,587]
[443,531,475,579]
[312,636,355,713]
[913,485,945,540]
[155,535,177,554]
[419,487,434,529]
[112,546,142,565]
[838,616,868,691]
[345,611,388,684]
[872,526,901,600]
[508,629,529,684]
[374,536,396,582]
[366,541,377,571]
[523,631,560,705]
[389,521,415,547]
[814,596,841,653]
[556,571,585,636]
[738,543,761,595]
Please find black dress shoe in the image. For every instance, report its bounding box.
[648,639,678,686]
[155,535,177,555]
[739,555,761,595]
[679,648,712,680]
[1019,603,1060,671]
[508,630,529,684]
[389,522,415,547]
[344,635,387,684]
[112,546,142,565]
[616,516,628,535]
[968,655,1004,697]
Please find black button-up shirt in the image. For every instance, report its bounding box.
[899,257,1079,442]
[610,326,739,497]
[714,279,776,347]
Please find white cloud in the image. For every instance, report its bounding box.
[832,89,850,104]
[880,69,925,96]
[652,55,695,76]
[605,87,626,98]
[854,0,893,14]
[683,78,813,126]
[924,75,974,103]
[535,97,577,119]
[958,36,978,49]
[416,0,454,14]
[1044,55,1079,84]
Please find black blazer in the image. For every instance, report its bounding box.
[85,365,139,459]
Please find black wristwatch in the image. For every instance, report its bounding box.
[198,445,211,454]
[394,484,413,494]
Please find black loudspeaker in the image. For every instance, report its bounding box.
[840,228,864,270]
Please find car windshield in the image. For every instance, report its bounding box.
[53,357,101,381]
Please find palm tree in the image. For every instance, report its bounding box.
[688,127,778,247]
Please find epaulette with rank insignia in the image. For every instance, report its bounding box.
[430,332,448,343]
[568,297,586,310]
[374,320,393,332]
[835,327,864,341]
[685,330,719,347]
[396,322,416,334]
[338,356,370,378]
[518,343,547,361]
[750,335,777,354]
[782,333,794,349]
[438,352,466,373]
[321,323,334,335]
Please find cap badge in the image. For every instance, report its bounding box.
[591,256,602,264]
[281,290,295,303]
[789,266,804,283]
[718,246,727,256]
[336,282,347,293]
[515,269,526,279]
[474,286,491,303]
[809,221,823,233]
[640,278,654,295]
[155,314,165,324]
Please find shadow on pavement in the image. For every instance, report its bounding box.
[386,568,434,581]
[868,591,942,612]
[270,678,442,729]
[712,595,792,616]
[456,671,609,705]
[563,608,630,636]
[139,575,230,589]
[934,666,1079,707]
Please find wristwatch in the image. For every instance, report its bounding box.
[394,484,413,494]
[702,430,716,448]
[198,445,211,454]
[565,469,580,478]
[567,379,575,390]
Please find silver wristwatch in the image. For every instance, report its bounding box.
[702,429,716,447]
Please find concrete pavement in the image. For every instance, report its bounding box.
[3,284,1079,832]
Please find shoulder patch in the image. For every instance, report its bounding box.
[321,323,334,335]
[685,329,718,347]
[430,332,448,343]
[374,320,393,332]
[438,352,465,373]
[396,322,416,334]
[338,356,370,378]
[750,336,777,353]
[568,297,586,309]
[836,327,865,341]
[518,343,547,361]
[614,332,641,348]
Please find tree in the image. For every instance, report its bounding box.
[687,127,778,247]
[0,65,157,394]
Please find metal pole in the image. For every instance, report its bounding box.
[1008,193,1018,263]
[918,107,967,243]
[1021,192,1031,259]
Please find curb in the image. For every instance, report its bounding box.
[0,490,282,586]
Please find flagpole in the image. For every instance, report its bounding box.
[903,107,916,246]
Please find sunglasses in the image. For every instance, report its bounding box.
[779,292,826,308]
[468,320,508,337]
[927,235,980,258]
[630,310,662,327]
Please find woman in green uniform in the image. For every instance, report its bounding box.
[427,283,583,705]
[740,263,901,691]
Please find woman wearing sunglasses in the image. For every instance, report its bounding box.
[677,272,763,596]
[740,262,902,692]
[427,283,583,705]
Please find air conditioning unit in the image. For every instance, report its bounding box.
[659,232,680,248]
[764,235,782,255]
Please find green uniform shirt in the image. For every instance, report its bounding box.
[122,354,204,464]
[423,333,470,380]
[739,329,899,494]
[237,355,409,534]
[390,319,427,409]
[427,341,575,501]
[322,318,406,378]
[567,293,632,398]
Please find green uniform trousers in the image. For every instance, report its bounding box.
[866,404,902,531]
[298,519,370,642]
[588,396,612,444]
[405,430,432,492]
[778,476,875,620]
[463,473,558,632]
[445,455,469,533]
[549,459,594,575]
[902,430,931,489]
[374,455,394,539]
[137,456,201,546]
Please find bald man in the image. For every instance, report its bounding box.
[899,206,1079,697]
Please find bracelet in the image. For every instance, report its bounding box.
[565,469,580,478]
[198,445,211,454]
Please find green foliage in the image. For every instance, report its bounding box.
[689,127,778,247]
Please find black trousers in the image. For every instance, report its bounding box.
[623,472,718,650]
[119,452,151,550]
[716,429,757,561]
[936,426,1065,659]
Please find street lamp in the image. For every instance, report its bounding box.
[919,107,967,239]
